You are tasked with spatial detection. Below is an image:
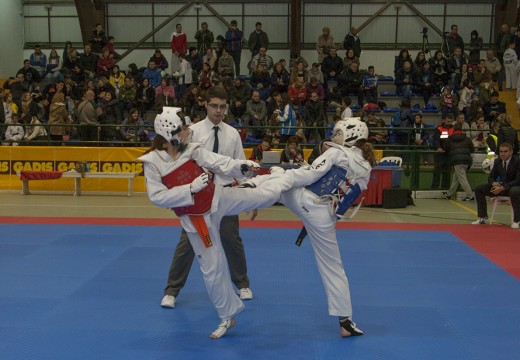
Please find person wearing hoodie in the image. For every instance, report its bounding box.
[468,30,483,66]
[442,122,475,201]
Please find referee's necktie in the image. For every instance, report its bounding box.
[212,126,219,153]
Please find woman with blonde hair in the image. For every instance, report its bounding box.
[316,27,335,63]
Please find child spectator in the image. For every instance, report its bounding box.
[362,65,378,104]
[440,86,458,119]
[3,113,24,146]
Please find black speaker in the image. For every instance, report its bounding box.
[383,188,409,209]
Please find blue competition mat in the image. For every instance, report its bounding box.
[1,224,519,360]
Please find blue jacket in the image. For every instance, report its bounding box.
[277,104,296,136]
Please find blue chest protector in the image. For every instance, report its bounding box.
[306,165,362,217]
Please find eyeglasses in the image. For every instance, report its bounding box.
[207,103,227,111]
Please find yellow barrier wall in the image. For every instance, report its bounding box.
[0,146,383,193]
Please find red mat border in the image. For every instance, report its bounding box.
[1,216,519,279]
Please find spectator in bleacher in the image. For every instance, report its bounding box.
[225,20,243,77]
[443,24,465,58]
[250,63,270,101]
[484,49,502,95]
[229,77,251,122]
[251,47,274,73]
[307,76,325,101]
[468,30,483,66]
[77,90,98,143]
[454,63,474,92]
[288,76,308,104]
[249,136,272,162]
[3,93,17,125]
[503,40,518,91]
[343,49,360,71]
[62,41,73,61]
[126,63,141,84]
[20,91,39,125]
[120,108,147,143]
[29,45,47,80]
[143,60,162,89]
[118,77,137,118]
[155,77,176,109]
[44,48,63,84]
[430,50,449,87]
[97,47,115,78]
[266,90,282,118]
[447,47,467,88]
[135,78,155,116]
[455,113,470,133]
[362,65,378,104]
[416,61,435,106]
[108,65,125,98]
[195,22,214,54]
[180,85,206,119]
[304,91,326,142]
[78,44,98,79]
[440,85,458,120]
[245,91,267,138]
[290,61,309,86]
[276,93,297,144]
[458,79,474,118]
[248,22,269,58]
[98,91,121,141]
[215,35,226,61]
[413,51,427,71]
[170,23,187,73]
[48,92,71,143]
[2,113,24,146]
[339,96,352,118]
[410,113,429,146]
[202,48,217,70]
[89,24,107,55]
[217,48,235,79]
[470,115,489,149]
[394,49,413,76]
[198,62,217,91]
[339,62,363,105]
[308,62,324,84]
[186,47,203,82]
[106,36,121,61]
[482,91,506,124]
[17,60,41,88]
[23,111,47,144]
[97,77,116,99]
[149,49,169,77]
[316,26,335,64]
[495,24,510,91]
[496,113,519,155]
[42,80,64,106]
[321,48,343,89]
[394,60,417,100]
[343,26,361,58]
[270,62,290,95]
[62,48,79,77]
[280,135,304,164]
[474,59,494,103]
[3,73,29,110]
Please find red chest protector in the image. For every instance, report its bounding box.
[161,160,215,217]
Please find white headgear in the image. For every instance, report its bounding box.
[331,117,369,147]
[154,107,192,147]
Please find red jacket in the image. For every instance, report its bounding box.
[171,33,187,54]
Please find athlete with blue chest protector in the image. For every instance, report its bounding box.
[249,118,374,337]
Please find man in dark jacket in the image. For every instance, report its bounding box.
[321,48,343,88]
[442,122,475,201]
[343,26,361,58]
[338,62,364,105]
[472,142,520,229]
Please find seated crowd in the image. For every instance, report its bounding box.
[0,21,518,158]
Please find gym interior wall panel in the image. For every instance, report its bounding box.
[107,3,152,16]
[244,3,288,16]
[50,18,82,43]
[303,3,349,16]
[24,18,49,44]
[23,4,48,17]
[412,3,445,16]
[360,16,396,44]
[446,3,493,16]
[243,17,290,43]
[205,3,242,17]
[302,17,349,46]
[352,3,392,16]
[48,4,77,16]
[107,18,154,43]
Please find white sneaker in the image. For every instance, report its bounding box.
[471,218,490,225]
[210,318,236,339]
[160,295,175,308]
[238,288,254,300]
[512,222,520,230]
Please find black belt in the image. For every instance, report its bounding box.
[223,184,233,188]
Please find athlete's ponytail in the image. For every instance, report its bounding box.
[354,139,376,167]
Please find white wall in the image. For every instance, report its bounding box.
[0,1,24,78]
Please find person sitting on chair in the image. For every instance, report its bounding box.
[471,142,520,229]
